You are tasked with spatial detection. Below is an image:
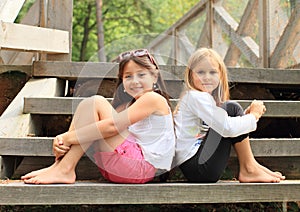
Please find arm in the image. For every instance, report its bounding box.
[59,92,166,146]
[186,91,259,137]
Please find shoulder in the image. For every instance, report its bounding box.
[182,90,212,102]
[139,91,166,103]
[138,92,169,115]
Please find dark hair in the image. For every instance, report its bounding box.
[111,53,171,109]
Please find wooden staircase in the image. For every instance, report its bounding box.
[1,0,299,208]
[0,61,300,205]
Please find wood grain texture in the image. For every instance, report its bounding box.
[23,97,300,117]
[0,137,299,157]
[0,180,299,205]
[32,61,300,84]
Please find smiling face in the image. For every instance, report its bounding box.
[191,57,220,94]
[122,60,157,99]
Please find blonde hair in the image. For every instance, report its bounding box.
[184,48,230,105]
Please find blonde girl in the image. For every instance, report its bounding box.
[173,48,285,183]
[22,49,175,184]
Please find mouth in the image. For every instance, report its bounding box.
[130,87,143,92]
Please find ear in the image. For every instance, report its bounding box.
[152,74,158,84]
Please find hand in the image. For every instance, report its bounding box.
[53,135,70,160]
[249,100,266,120]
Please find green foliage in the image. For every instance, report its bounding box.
[72,0,199,61]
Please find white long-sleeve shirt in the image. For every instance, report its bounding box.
[173,90,257,167]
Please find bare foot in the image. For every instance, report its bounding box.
[239,165,281,183]
[257,163,285,180]
[23,163,76,184]
[21,161,59,180]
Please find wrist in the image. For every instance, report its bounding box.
[250,112,260,120]
[61,132,72,147]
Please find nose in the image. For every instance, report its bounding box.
[132,74,139,83]
[202,73,210,81]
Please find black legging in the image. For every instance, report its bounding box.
[179,101,248,183]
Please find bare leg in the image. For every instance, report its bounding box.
[234,137,285,183]
[22,96,122,184]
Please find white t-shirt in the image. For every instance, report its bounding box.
[129,109,175,171]
[173,90,257,167]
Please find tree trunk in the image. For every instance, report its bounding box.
[95,0,106,62]
[80,3,92,61]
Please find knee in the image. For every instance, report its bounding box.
[222,101,244,117]
[77,95,106,109]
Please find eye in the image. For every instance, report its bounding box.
[196,70,205,75]
[138,72,146,77]
[123,74,132,79]
[210,70,218,75]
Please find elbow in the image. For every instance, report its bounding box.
[220,124,240,137]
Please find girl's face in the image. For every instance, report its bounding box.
[191,57,220,94]
[122,60,157,99]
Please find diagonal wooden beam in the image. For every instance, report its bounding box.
[0,0,25,22]
[224,0,258,66]
[270,3,300,68]
[213,5,260,67]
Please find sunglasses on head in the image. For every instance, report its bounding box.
[118,49,158,69]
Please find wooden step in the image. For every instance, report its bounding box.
[33,61,300,84]
[23,97,300,117]
[0,137,299,157]
[0,180,299,205]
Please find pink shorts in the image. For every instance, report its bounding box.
[93,135,156,183]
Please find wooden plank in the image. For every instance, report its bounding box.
[45,0,73,61]
[213,6,260,67]
[33,61,300,84]
[0,0,25,22]
[0,79,65,137]
[0,0,40,65]
[0,64,31,75]
[258,0,271,68]
[0,22,69,54]
[227,67,300,84]
[0,137,299,157]
[0,78,65,178]
[0,180,299,205]
[23,97,300,117]
[270,2,300,68]
[224,0,258,66]
[148,0,208,50]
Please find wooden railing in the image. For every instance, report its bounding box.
[148,0,300,69]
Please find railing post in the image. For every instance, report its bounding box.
[259,0,270,68]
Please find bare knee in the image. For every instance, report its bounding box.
[78,95,106,108]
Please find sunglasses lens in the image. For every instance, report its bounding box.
[118,49,158,69]
[133,49,147,57]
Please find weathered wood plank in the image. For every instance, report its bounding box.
[147,0,208,51]
[33,61,300,84]
[45,0,73,61]
[224,0,258,66]
[23,97,300,117]
[0,65,31,75]
[0,0,40,65]
[213,5,260,67]
[0,0,25,22]
[270,2,300,68]
[0,137,299,157]
[0,22,69,54]
[0,180,299,205]
[0,78,65,178]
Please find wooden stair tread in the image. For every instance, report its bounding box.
[23,97,300,117]
[0,180,300,205]
[33,61,300,84]
[0,137,299,157]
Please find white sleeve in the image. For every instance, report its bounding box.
[185,91,257,137]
